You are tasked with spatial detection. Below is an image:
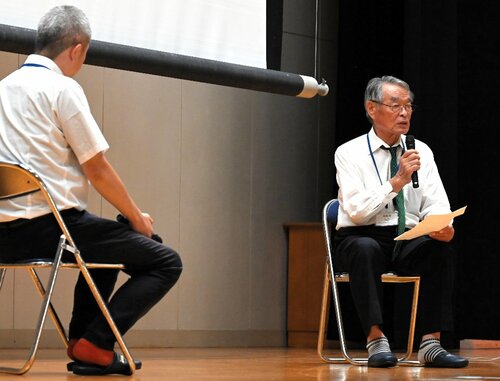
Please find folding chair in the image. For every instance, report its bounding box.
[317,199,421,366]
[0,161,136,375]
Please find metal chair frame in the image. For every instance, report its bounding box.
[0,161,136,375]
[317,199,421,366]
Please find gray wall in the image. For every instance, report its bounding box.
[0,0,337,348]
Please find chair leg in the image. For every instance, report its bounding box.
[67,243,136,374]
[397,278,422,366]
[317,261,368,365]
[317,264,349,363]
[28,268,69,348]
[317,264,334,361]
[0,269,6,289]
[0,236,66,375]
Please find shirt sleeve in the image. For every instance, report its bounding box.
[55,79,109,164]
[335,144,396,225]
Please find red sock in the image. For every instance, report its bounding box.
[67,338,79,360]
[72,338,114,367]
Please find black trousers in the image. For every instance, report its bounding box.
[0,209,183,350]
[333,225,455,338]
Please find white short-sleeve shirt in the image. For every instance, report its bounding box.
[334,128,451,229]
[0,54,109,221]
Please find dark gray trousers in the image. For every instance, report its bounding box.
[333,225,455,337]
[0,209,182,350]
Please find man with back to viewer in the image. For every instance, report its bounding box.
[0,5,182,375]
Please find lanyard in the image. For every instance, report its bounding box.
[20,63,50,70]
[366,133,406,185]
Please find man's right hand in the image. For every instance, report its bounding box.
[128,212,154,238]
[390,149,420,192]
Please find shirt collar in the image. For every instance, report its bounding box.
[369,127,404,152]
[24,54,63,75]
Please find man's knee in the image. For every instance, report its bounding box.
[171,252,183,279]
[347,237,384,262]
[336,236,387,273]
[159,247,183,281]
[420,240,455,267]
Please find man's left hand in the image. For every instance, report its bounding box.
[429,225,455,242]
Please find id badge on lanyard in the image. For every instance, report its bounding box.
[375,211,398,226]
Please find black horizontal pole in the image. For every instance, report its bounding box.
[0,24,328,98]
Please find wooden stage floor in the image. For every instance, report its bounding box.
[0,347,499,380]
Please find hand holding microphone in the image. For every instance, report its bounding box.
[405,135,419,188]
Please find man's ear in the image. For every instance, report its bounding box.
[366,101,376,119]
[69,43,84,61]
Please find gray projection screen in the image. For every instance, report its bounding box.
[0,0,328,98]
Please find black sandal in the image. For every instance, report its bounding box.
[70,352,140,375]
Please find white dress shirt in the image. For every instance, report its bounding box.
[334,127,451,229]
[0,54,109,221]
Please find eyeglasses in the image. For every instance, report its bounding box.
[370,100,416,113]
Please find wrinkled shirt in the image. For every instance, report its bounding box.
[334,128,451,229]
[0,54,109,221]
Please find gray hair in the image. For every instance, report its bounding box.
[35,5,91,58]
[364,76,414,123]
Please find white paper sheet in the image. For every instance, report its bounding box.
[394,206,467,241]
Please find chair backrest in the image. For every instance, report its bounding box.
[0,162,75,247]
[322,199,339,267]
[324,198,339,226]
[0,162,40,200]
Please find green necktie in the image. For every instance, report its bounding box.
[389,146,405,235]
[388,146,405,255]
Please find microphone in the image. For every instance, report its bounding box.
[405,135,419,188]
